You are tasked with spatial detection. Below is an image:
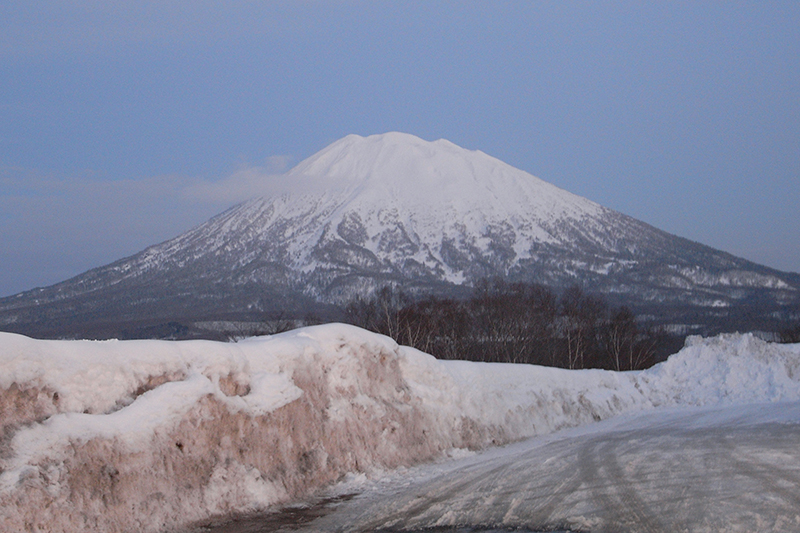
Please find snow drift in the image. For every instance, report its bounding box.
[1,324,799,533]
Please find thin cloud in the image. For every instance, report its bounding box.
[0,163,294,296]
[183,156,294,205]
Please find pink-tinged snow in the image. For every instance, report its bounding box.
[1,325,799,532]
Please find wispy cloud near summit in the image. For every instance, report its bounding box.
[0,160,294,296]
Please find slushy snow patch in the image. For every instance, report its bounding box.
[1,325,798,533]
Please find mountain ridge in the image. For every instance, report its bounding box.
[1,132,798,338]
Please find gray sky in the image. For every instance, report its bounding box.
[1,1,799,297]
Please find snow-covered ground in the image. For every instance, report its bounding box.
[1,324,799,532]
[288,401,800,533]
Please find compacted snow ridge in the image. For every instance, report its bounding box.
[1,325,799,532]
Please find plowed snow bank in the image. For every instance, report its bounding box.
[1,325,798,532]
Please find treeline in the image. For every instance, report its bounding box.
[781,323,800,343]
[344,279,665,371]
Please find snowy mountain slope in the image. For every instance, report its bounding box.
[0,132,798,337]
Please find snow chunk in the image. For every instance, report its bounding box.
[1,326,798,533]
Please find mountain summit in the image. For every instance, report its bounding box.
[286,132,609,272]
[1,132,798,338]
[221,131,615,291]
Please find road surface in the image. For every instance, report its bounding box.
[196,401,800,533]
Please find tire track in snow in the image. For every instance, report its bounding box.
[577,434,664,532]
[508,444,584,528]
[352,462,516,532]
[721,424,800,515]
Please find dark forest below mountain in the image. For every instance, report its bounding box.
[215,279,796,371]
[343,280,673,370]
[343,280,800,369]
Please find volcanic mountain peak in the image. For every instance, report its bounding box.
[208,132,617,281]
[287,132,603,220]
[1,132,797,340]
[291,132,478,184]
[99,133,790,290]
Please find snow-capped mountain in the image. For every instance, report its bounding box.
[1,132,798,338]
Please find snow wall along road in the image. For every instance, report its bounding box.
[1,324,800,533]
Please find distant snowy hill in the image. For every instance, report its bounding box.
[1,132,798,338]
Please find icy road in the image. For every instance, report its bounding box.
[204,401,800,533]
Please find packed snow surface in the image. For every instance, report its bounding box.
[1,324,799,532]
[304,401,800,533]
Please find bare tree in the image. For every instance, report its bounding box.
[559,286,606,369]
[606,306,637,371]
[343,279,667,371]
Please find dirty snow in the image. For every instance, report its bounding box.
[1,324,799,532]
[305,401,800,533]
